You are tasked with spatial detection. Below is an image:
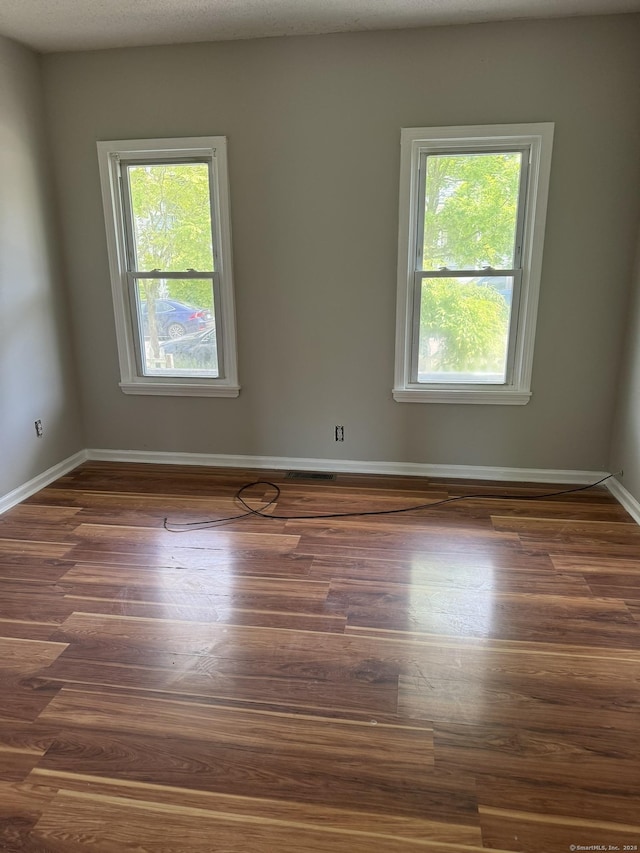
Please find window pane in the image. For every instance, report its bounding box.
[127,163,214,272]
[421,152,522,271]
[135,278,218,377]
[417,276,512,383]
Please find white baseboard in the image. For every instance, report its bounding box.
[3,447,630,520]
[0,450,88,515]
[606,477,640,525]
[87,448,608,485]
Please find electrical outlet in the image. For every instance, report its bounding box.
[335,425,344,442]
[34,419,43,438]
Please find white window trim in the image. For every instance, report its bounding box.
[97,136,240,397]
[393,123,554,405]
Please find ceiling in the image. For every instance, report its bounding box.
[1,0,639,53]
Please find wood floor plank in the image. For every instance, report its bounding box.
[0,619,63,641]
[0,639,67,724]
[397,642,640,730]
[0,505,82,540]
[49,612,368,660]
[550,554,640,597]
[297,539,528,565]
[41,615,405,715]
[519,534,640,558]
[26,486,250,509]
[71,522,298,551]
[34,721,436,820]
[0,539,72,559]
[0,750,45,784]
[550,554,640,573]
[421,496,632,522]
[56,565,338,628]
[0,580,74,626]
[38,655,401,716]
[65,544,302,569]
[26,771,482,846]
[479,805,640,853]
[312,558,591,595]
[339,584,639,646]
[38,686,429,744]
[49,611,392,661]
[289,518,522,555]
[36,688,438,818]
[476,775,640,832]
[343,626,640,659]
[492,514,640,537]
[0,721,63,783]
[0,638,68,672]
[58,565,329,606]
[59,553,313,576]
[61,597,347,632]
[434,721,640,794]
[0,504,83,521]
[31,789,496,852]
[0,720,60,756]
[0,781,58,852]
[0,558,76,583]
[0,678,62,725]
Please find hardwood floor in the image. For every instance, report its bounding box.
[1,461,639,851]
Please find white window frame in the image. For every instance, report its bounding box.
[97,136,239,397]
[393,123,554,405]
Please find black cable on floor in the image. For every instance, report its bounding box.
[163,472,618,531]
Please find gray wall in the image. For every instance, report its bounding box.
[610,231,640,503]
[0,35,82,498]
[42,15,640,470]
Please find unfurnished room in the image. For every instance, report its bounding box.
[1,0,640,850]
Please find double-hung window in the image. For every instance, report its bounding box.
[97,137,239,396]
[394,123,554,404]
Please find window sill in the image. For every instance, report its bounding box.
[392,387,531,405]
[120,381,240,398]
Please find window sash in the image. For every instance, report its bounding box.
[118,156,218,276]
[127,272,223,380]
[409,145,530,388]
[414,147,530,275]
[409,269,523,387]
[118,157,222,381]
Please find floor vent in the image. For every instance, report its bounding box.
[285,471,336,481]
